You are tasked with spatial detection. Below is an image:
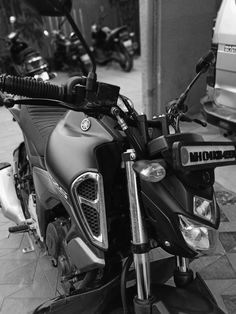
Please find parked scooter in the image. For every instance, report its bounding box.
[0,1,234,313]
[50,18,91,76]
[0,16,51,81]
[91,11,135,72]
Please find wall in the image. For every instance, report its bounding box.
[140,0,220,117]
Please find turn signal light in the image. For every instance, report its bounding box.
[133,160,166,182]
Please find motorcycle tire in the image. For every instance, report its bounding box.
[117,43,133,72]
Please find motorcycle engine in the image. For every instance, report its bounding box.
[46,218,70,269]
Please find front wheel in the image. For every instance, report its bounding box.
[117,43,133,72]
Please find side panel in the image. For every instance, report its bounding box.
[33,167,60,209]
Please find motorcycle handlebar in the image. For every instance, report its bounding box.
[0,74,120,112]
[0,75,65,100]
[0,75,88,104]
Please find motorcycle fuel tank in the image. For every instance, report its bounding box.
[45,110,124,192]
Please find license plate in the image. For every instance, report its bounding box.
[172,142,236,170]
[81,54,90,63]
[123,39,132,48]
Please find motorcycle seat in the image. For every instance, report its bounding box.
[19,104,67,166]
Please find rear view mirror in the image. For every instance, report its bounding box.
[24,0,72,16]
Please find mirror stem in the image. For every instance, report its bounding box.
[48,0,97,74]
[63,10,96,73]
[175,70,203,111]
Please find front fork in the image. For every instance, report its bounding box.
[123,149,194,304]
[123,149,151,301]
[175,256,194,287]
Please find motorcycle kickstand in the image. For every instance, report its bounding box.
[22,231,35,254]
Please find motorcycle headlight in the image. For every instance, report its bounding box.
[179,215,217,254]
[193,195,216,223]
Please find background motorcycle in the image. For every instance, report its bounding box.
[50,18,92,76]
[91,11,135,72]
[0,16,51,81]
[0,1,234,313]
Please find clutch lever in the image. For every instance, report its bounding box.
[3,97,80,111]
[179,114,207,127]
[192,118,207,127]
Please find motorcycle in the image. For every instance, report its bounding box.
[91,12,135,72]
[50,18,92,76]
[0,1,235,313]
[0,16,51,81]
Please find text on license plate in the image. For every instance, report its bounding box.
[180,145,236,166]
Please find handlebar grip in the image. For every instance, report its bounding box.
[0,75,65,100]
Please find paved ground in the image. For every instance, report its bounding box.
[1,58,236,313]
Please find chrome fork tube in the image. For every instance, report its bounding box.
[123,149,151,300]
[176,256,189,272]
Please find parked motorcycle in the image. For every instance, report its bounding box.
[0,16,51,81]
[50,19,91,76]
[0,1,235,313]
[91,12,135,72]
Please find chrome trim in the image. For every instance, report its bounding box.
[34,71,50,81]
[176,256,189,273]
[28,56,42,62]
[125,150,148,245]
[71,171,108,250]
[50,175,68,200]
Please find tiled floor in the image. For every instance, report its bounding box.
[0,217,60,313]
[1,59,236,313]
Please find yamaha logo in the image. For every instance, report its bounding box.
[81,118,91,131]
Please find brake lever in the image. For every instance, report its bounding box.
[3,97,79,110]
[192,118,207,127]
[179,114,207,127]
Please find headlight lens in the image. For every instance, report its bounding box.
[179,215,217,254]
[193,195,216,223]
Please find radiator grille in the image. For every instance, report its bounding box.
[71,171,108,249]
[77,178,97,201]
[81,203,100,237]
